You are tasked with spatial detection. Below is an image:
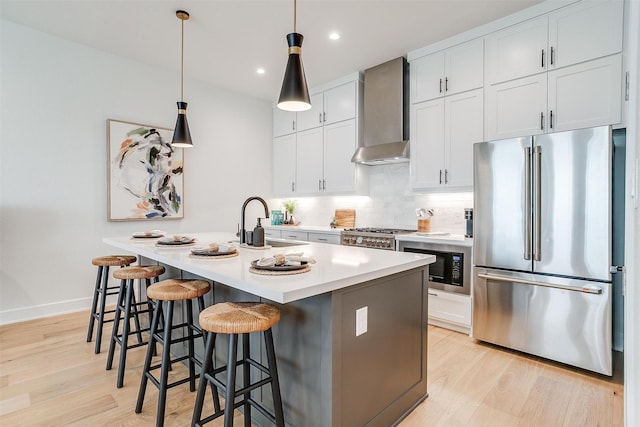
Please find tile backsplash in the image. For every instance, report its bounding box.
[270,163,473,235]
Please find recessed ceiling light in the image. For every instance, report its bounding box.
[329,32,340,40]
[256,67,266,75]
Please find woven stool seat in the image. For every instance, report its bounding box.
[92,255,137,267]
[147,279,211,301]
[199,302,280,334]
[113,265,165,280]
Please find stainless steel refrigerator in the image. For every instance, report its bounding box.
[473,125,613,376]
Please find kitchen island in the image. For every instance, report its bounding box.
[104,232,434,427]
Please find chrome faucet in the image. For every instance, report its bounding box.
[240,196,270,244]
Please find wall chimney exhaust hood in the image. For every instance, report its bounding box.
[351,57,409,165]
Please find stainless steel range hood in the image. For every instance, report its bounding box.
[351,57,409,165]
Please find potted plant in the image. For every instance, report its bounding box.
[283,200,296,225]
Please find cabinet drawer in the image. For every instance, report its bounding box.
[308,232,341,245]
[264,229,282,238]
[427,290,471,327]
[281,230,309,241]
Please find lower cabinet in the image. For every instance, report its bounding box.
[308,232,341,245]
[280,230,309,241]
[427,290,472,334]
[263,228,341,245]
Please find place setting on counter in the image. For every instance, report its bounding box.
[154,234,197,247]
[249,252,316,276]
[189,242,238,259]
[130,229,165,239]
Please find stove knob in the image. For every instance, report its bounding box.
[356,236,363,245]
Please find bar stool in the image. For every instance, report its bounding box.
[87,255,137,354]
[106,264,165,388]
[135,278,211,427]
[192,302,285,427]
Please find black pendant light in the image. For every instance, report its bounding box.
[171,10,193,148]
[277,0,311,111]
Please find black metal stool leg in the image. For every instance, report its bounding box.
[156,300,174,427]
[264,328,285,427]
[131,281,143,344]
[116,278,134,388]
[94,266,111,353]
[242,333,251,427]
[87,266,103,343]
[192,330,215,426]
[136,298,162,414]
[106,278,126,371]
[224,334,238,427]
[187,299,196,392]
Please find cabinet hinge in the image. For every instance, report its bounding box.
[625,71,630,101]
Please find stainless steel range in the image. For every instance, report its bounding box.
[341,228,416,250]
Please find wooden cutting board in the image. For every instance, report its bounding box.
[335,209,356,228]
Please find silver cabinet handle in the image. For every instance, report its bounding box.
[533,145,542,261]
[444,169,448,184]
[439,169,443,184]
[323,179,326,190]
[427,291,438,297]
[323,112,326,122]
[477,273,603,294]
[439,78,443,93]
[550,46,554,65]
[541,49,545,68]
[292,120,296,131]
[319,112,322,124]
[318,179,322,190]
[292,182,295,192]
[550,110,554,129]
[445,77,448,92]
[317,238,328,241]
[540,112,544,131]
[524,146,532,261]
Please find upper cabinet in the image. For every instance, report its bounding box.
[297,82,358,132]
[485,0,623,85]
[273,109,297,137]
[411,38,484,103]
[272,75,366,197]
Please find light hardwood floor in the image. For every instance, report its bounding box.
[0,310,623,426]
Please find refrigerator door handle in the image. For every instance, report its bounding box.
[533,145,542,261]
[476,273,603,294]
[524,147,532,260]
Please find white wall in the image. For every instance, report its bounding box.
[0,20,273,324]
[272,163,473,235]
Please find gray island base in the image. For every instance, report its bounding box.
[104,233,431,426]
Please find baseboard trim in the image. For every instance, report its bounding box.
[0,297,92,325]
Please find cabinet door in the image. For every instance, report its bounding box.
[296,127,324,194]
[548,54,622,132]
[308,232,341,245]
[485,16,548,84]
[324,81,357,124]
[411,99,445,189]
[445,38,484,96]
[428,291,471,327]
[273,108,296,137]
[485,73,547,140]
[410,51,445,103]
[297,92,324,132]
[324,119,357,193]
[548,0,623,70]
[273,134,297,196]
[445,88,484,188]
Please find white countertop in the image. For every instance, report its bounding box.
[395,232,473,247]
[103,232,434,304]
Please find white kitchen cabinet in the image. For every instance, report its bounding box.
[485,73,548,140]
[323,120,358,193]
[411,88,483,191]
[273,108,297,137]
[296,93,324,131]
[485,0,623,85]
[308,232,341,245]
[427,290,472,334]
[486,54,622,140]
[411,38,484,103]
[280,230,308,241]
[272,134,297,196]
[264,229,282,239]
[296,127,324,194]
[324,81,357,124]
[547,54,622,132]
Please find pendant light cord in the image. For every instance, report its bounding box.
[180,17,185,102]
[293,0,297,32]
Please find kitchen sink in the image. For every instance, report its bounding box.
[265,238,309,247]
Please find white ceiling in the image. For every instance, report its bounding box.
[0,0,546,102]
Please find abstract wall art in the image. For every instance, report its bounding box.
[107,119,184,221]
